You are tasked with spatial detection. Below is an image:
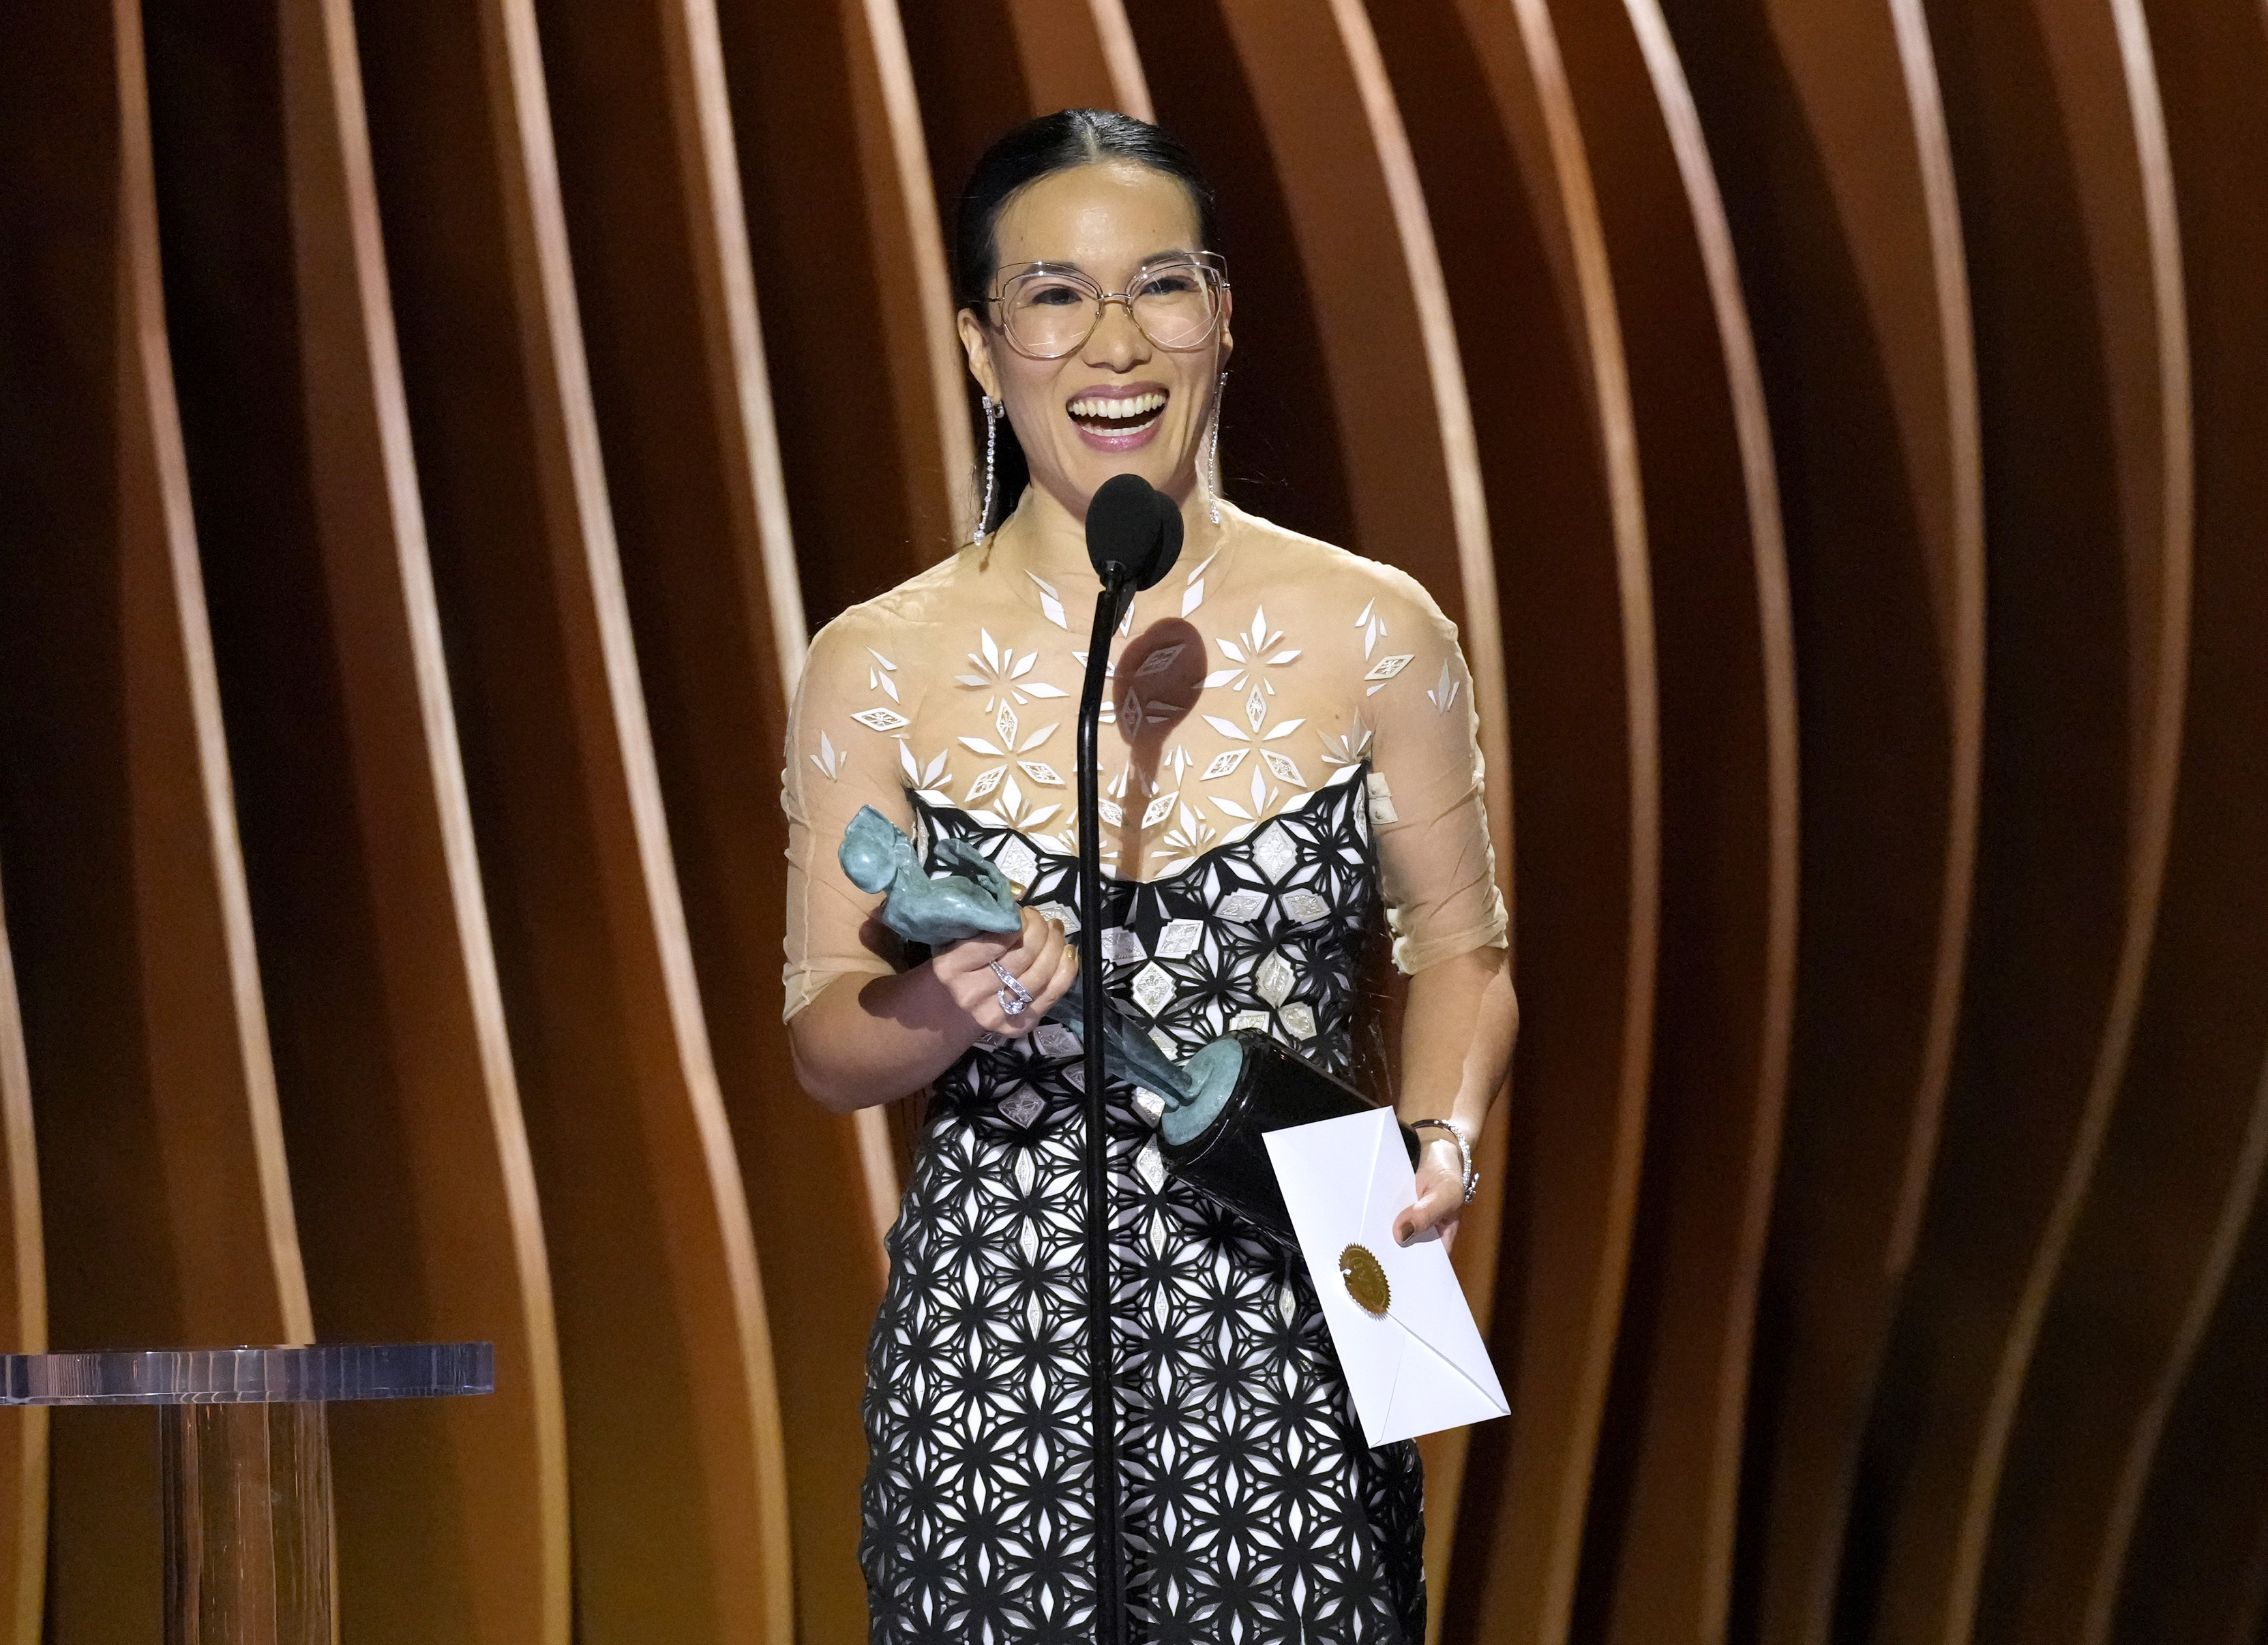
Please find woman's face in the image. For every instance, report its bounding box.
[959,160,1232,523]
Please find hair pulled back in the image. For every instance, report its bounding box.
[955,109,1220,537]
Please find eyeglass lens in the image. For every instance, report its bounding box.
[998,262,1221,358]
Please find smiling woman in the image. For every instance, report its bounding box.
[779,108,1519,1643]
[953,120,1229,532]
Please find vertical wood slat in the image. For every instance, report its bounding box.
[1542,1,1802,1640]
[900,1,1039,244]
[0,0,312,1365]
[2098,2,2268,1638]
[531,0,846,1635]
[1975,0,2268,1637]
[714,0,972,635]
[1009,0,1155,118]
[123,3,316,1359]
[1469,0,1667,1632]
[532,0,857,1634]
[146,0,574,1635]
[1641,5,1986,1644]
[712,0,975,1246]
[2111,1100,2268,1645]
[1857,0,2192,1638]
[1369,1,1662,1639]
[899,0,1151,250]
[2,0,317,1630]
[858,0,980,560]
[0,875,46,1645]
[350,0,794,1638]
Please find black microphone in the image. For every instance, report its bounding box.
[1071,468,1182,1645]
[1085,473,1184,614]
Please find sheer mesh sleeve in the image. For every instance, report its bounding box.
[780,607,923,1022]
[1352,570,1510,974]
[775,515,1507,1014]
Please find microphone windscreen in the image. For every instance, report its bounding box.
[1085,473,1162,581]
[1136,487,1184,590]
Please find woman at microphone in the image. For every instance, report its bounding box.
[781,109,1517,1642]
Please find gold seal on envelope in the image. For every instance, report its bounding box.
[1338,1243,1390,1315]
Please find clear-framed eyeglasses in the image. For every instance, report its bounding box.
[988,252,1229,361]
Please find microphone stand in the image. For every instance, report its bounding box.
[1076,562,1133,1645]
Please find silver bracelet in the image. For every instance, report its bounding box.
[1409,1118,1478,1204]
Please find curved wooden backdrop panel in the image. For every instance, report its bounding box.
[0,875,45,1645]
[2,0,2267,1640]
[1366,3,1658,1642]
[2113,1092,2268,1645]
[2102,1,2268,1639]
[528,0,880,1638]
[1545,3,1801,1642]
[712,0,968,1271]
[349,0,792,1638]
[1,1,314,1632]
[1644,5,1986,1645]
[0,0,311,1358]
[1020,0,1153,119]
[900,0,1152,249]
[1855,1,2192,1641]
[137,0,573,1637]
[713,0,970,633]
[1968,0,2231,1633]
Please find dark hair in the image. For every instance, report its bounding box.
[954,110,1220,537]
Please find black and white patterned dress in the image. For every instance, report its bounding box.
[861,769,1425,1644]
[777,511,1508,1644]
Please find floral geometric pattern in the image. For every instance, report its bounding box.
[859,768,1427,1644]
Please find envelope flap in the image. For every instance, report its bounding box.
[1386,1311,1510,1417]
[1356,1113,1413,1233]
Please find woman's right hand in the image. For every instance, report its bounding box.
[931,906,1080,1038]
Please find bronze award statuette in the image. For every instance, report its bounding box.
[841,806,1418,1245]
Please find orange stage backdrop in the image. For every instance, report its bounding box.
[1,0,2265,1642]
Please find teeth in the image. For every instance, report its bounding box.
[1069,391,1167,421]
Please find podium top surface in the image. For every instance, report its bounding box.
[0,1342,494,1406]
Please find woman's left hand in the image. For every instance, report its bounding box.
[1393,1136,1468,1254]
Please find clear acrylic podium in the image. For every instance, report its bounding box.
[0,1342,493,1644]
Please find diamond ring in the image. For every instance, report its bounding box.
[989,960,1034,1016]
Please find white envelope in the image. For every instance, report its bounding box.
[1264,1106,1510,1447]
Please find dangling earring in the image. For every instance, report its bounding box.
[1208,372,1227,526]
[977,393,1000,545]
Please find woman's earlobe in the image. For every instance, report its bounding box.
[956,307,1001,401]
